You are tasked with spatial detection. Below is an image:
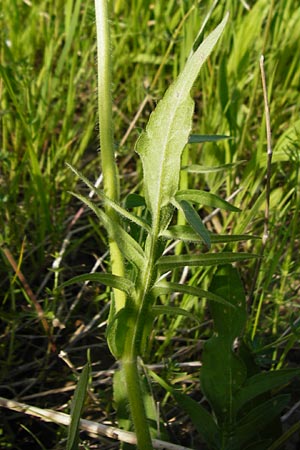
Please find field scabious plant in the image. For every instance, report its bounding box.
[62,1,300,449]
[1,1,300,449]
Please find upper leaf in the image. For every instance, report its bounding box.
[176,199,211,248]
[135,14,229,228]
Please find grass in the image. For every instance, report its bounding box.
[1,0,300,449]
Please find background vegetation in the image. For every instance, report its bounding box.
[1,0,300,448]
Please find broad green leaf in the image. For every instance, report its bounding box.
[200,266,248,424]
[157,252,259,271]
[67,164,150,232]
[200,336,247,424]
[124,193,146,208]
[135,14,228,227]
[177,200,211,248]
[152,305,200,322]
[208,264,247,338]
[66,363,90,450]
[59,273,135,296]
[151,280,233,307]
[150,371,220,449]
[175,189,240,212]
[235,395,290,446]
[234,368,300,413]
[182,161,246,174]
[188,134,231,143]
[161,225,259,244]
[70,191,145,268]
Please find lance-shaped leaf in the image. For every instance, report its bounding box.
[188,134,230,143]
[157,252,259,271]
[175,189,240,212]
[152,305,200,322]
[235,395,290,446]
[182,161,246,174]
[66,363,90,450]
[161,225,260,244]
[234,368,300,414]
[135,14,228,226]
[70,191,145,268]
[151,280,233,307]
[150,371,220,449]
[67,163,150,232]
[176,199,211,248]
[59,273,135,296]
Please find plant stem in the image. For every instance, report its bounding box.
[94,0,125,311]
[121,228,160,450]
[122,357,154,450]
[94,3,153,448]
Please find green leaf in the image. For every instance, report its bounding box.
[161,225,259,244]
[208,264,247,338]
[234,368,300,413]
[176,200,211,248]
[59,273,135,296]
[106,307,133,359]
[69,191,145,268]
[200,266,248,424]
[152,280,233,307]
[235,395,290,446]
[135,14,228,227]
[124,193,146,208]
[66,363,90,450]
[150,371,220,449]
[175,189,240,212]
[157,252,259,271]
[152,305,200,322]
[182,161,246,174]
[67,164,150,232]
[200,336,247,423]
[188,134,231,143]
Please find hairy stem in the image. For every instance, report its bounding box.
[122,357,154,450]
[94,2,154,447]
[94,0,125,311]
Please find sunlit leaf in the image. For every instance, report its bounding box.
[157,252,259,271]
[135,14,229,229]
[176,200,211,247]
[175,189,240,212]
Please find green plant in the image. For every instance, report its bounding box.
[61,2,284,449]
[152,264,300,450]
[2,1,300,449]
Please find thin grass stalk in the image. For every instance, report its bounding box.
[94,0,126,311]
[238,0,275,157]
[249,55,273,338]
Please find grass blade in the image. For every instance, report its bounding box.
[66,363,90,450]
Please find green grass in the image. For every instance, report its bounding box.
[1,0,300,449]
